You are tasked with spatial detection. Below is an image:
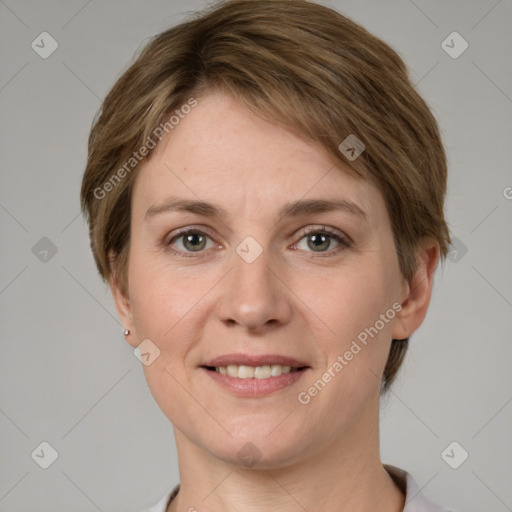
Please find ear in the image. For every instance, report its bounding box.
[108,252,138,348]
[392,239,440,340]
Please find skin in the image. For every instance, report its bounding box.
[110,90,440,512]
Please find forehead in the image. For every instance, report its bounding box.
[132,91,384,223]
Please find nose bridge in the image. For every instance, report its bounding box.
[216,233,291,330]
[234,234,274,292]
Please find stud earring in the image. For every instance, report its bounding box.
[123,329,131,336]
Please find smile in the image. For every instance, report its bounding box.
[208,364,301,379]
[201,365,309,396]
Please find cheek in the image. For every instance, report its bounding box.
[300,293,393,432]
[128,246,210,338]
[303,259,399,398]
[310,265,395,345]
[127,257,213,431]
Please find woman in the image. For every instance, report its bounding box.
[81,1,452,510]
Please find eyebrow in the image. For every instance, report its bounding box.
[144,196,367,222]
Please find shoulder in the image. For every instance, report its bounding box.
[384,464,455,512]
[141,484,180,512]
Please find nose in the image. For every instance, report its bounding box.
[215,240,293,333]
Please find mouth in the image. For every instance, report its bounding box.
[200,354,311,396]
[201,353,310,378]
[203,364,307,378]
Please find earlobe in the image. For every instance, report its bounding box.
[109,273,138,347]
[391,240,440,341]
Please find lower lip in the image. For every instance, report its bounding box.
[202,367,308,396]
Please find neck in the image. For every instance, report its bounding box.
[168,395,405,512]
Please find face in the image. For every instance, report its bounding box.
[114,91,416,468]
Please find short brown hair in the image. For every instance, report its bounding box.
[80,0,451,393]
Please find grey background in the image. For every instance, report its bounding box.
[0,0,511,511]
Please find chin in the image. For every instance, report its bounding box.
[200,425,310,470]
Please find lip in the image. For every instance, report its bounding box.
[202,366,310,397]
[202,353,309,368]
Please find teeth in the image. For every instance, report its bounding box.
[254,365,271,379]
[214,364,297,379]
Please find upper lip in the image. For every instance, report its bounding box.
[202,353,310,368]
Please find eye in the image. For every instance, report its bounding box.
[167,229,216,258]
[293,226,351,256]
[165,225,351,259]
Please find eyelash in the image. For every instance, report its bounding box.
[165,225,351,259]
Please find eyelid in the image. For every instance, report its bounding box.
[296,225,351,244]
[165,224,216,243]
